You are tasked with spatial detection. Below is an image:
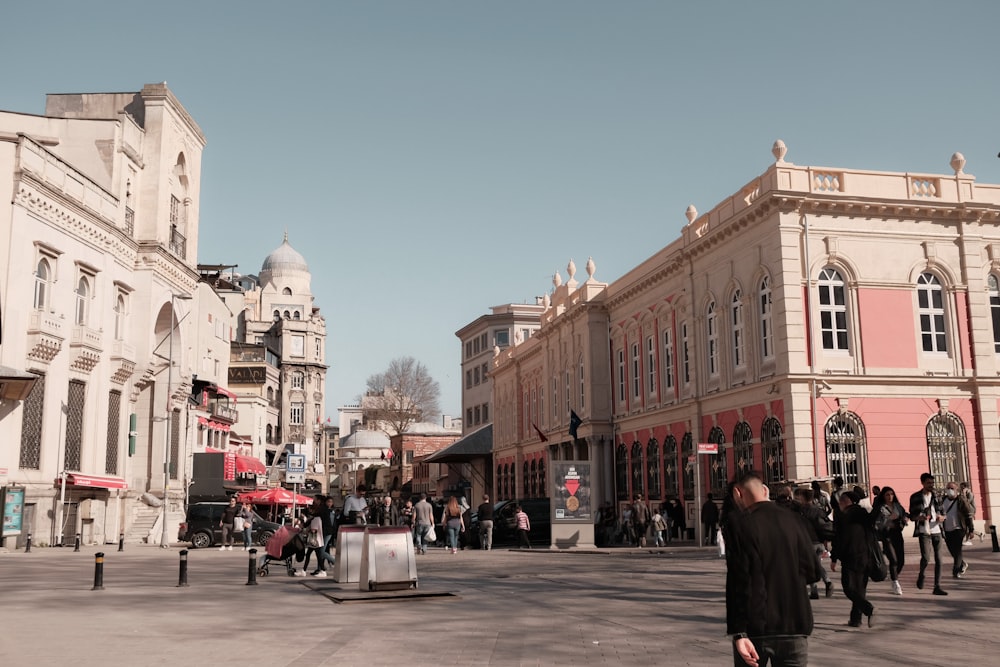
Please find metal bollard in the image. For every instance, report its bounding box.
[991,525,999,553]
[25,532,32,553]
[177,549,189,587]
[73,533,81,552]
[92,552,105,591]
[118,533,125,552]
[246,548,258,586]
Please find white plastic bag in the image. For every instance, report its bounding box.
[426,525,437,543]
[716,528,725,558]
[233,516,245,531]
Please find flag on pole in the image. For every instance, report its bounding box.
[532,423,548,442]
[386,448,393,460]
[569,410,582,439]
[380,450,386,460]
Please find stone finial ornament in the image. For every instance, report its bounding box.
[585,257,595,279]
[567,258,576,281]
[685,204,698,224]
[553,270,562,288]
[494,345,500,357]
[950,152,966,175]
[772,139,787,162]
[542,293,550,309]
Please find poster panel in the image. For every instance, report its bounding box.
[552,461,592,521]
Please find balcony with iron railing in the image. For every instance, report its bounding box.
[208,400,238,423]
[169,225,187,259]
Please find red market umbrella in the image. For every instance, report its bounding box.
[237,488,313,506]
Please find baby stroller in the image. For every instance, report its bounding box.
[257,524,306,577]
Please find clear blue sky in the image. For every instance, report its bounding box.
[3,1,999,418]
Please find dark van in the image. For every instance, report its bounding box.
[178,502,281,549]
[468,499,551,548]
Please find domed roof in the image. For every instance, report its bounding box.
[261,233,309,275]
[340,429,390,448]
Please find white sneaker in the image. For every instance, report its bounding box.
[227,546,233,551]
[218,546,225,551]
[311,570,327,578]
[293,570,307,577]
[892,581,902,596]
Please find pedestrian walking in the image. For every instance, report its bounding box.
[515,504,531,549]
[238,501,254,551]
[631,494,651,547]
[832,491,876,628]
[792,487,835,599]
[219,497,238,551]
[477,494,494,551]
[872,486,908,595]
[908,472,948,595]
[374,496,399,527]
[702,493,720,545]
[413,493,434,554]
[652,511,668,547]
[726,471,820,666]
[941,481,974,579]
[441,496,465,554]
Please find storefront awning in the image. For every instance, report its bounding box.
[54,474,128,490]
[424,424,492,463]
[236,455,266,475]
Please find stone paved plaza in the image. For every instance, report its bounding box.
[1,538,997,666]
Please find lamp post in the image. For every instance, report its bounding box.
[161,293,192,548]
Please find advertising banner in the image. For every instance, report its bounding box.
[552,461,592,521]
[2,487,25,538]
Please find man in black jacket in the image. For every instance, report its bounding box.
[727,471,820,667]
[831,491,876,628]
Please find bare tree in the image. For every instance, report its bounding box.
[365,356,441,436]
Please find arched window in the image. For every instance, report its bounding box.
[615,443,628,501]
[706,301,719,376]
[732,422,753,479]
[663,435,678,498]
[707,426,727,498]
[662,326,674,393]
[917,272,947,352]
[762,417,785,484]
[630,441,644,498]
[75,276,90,325]
[760,276,773,360]
[681,432,694,499]
[646,438,661,499]
[265,424,273,444]
[293,311,301,320]
[731,290,745,369]
[818,268,849,351]
[273,310,280,321]
[824,412,866,486]
[34,258,50,310]
[990,275,1000,353]
[537,458,546,498]
[114,294,127,340]
[266,386,274,402]
[283,310,291,319]
[496,464,503,499]
[529,460,538,497]
[282,287,292,296]
[523,461,530,497]
[926,413,968,486]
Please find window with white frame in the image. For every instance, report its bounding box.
[114,293,127,340]
[553,376,559,420]
[706,301,718,377]
[818,268,849,351]
[578,356,585,409]
[680,321,691,387]
[291,371,304,389]
[631,341,641,399]
[565,369,571,413]
[74,276,90,325]
[662,326,674,393]
[616,348,625,405]
[646,336,656,398]
[290,402,304,425]
[539,387,545,427]
[731,290,745,369]
[917,272,947,353]
[990,275,1000,353]
[34,258,52,310]
[760,276,773,360]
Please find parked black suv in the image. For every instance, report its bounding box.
[178,502,281,549]
[467,499,551,548]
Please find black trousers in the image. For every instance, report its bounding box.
[841,567,873,624]
[881,530,905,580]
[732,635,808,667]
[944,529,966,576]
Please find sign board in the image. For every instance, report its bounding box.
[697,442,718,455]
[286,472,306,484]
[2,487,25,537]
[687,455,697,464]
[552,461,591,521]
[286,454,306,474]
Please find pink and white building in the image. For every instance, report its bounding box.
[491,141,1000,543]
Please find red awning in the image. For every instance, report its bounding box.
[55,474,128,490]
[236,455,266,475]
[212,384,238,401]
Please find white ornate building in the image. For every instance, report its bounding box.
[0,84,234,547]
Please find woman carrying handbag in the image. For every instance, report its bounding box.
[441,496,465,554]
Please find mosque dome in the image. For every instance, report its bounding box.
[261,233,309,276]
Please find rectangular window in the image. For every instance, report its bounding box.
[19,372,45,469]
[565,370,571,414]
[474,405,481,425]
[552,377,559,421]
[474,337,481,354]
[315,338,322,360]
[170,409,180,480]
[105,390,121,475]
[646,336,656,398]
[466,341,473,358]
[290,402,304,425]
[681,321,691,386]
[474,367,481,385]
[662,328,674,392]
[521,328,532,342]
[65,380,86,472]
[760,280,773,360]
[579,359,585,409]
[466,370,472,389]
[291,372,304,389]
[617,349,625,405]
[290,335,305,357]
[482,403,489,422]
[466,407,473,424]
[494,330,510,348]
[631,342,641,399]
[539,388,544,427]
[481,362,488,382]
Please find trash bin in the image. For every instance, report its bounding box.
[334,525,366,583]
[359,526,418,592]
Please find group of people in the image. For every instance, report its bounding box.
[217,496,256,551]
[599,496,689,547]
[725,471,978,666]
